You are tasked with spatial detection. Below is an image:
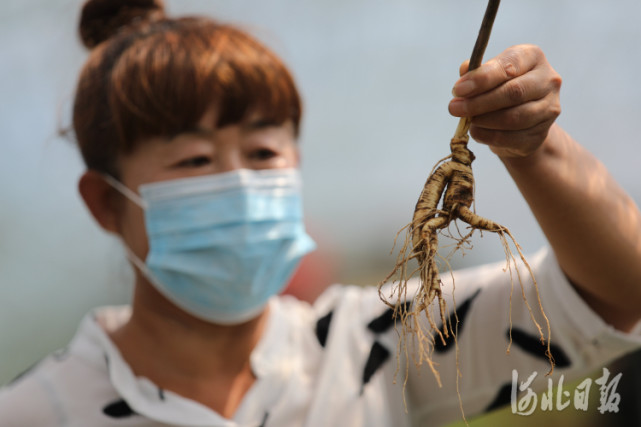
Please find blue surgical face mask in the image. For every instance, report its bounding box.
[104,168,316,325]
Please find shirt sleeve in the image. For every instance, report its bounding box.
[380,247,641,426]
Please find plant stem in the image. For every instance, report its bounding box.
[453,0,501,143]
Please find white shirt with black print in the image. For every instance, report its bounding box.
[1,248,640,426]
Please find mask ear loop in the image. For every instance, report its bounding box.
[121,244,159,286]
[101,174,149,209]
[101,175,164,290]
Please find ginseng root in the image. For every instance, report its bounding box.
[378,0,554,387]
[379,119,553,381]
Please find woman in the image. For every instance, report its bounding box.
[1,0,640,425]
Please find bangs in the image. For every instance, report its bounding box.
[108,18,301,151]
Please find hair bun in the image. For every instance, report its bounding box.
[79,0,166,49]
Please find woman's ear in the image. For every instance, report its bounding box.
[78,170,121,234]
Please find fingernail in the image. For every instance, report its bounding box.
[449,99,467,116]
[453,79,475,97]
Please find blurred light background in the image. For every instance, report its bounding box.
[1,0,640,424]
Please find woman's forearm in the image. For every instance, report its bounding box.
[501,123,641,331]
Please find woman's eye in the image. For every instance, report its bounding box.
[177,156,211,168]
[250,149,277,161]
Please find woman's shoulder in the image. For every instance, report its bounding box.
[0,350,118,426]
[278,283,391,328]
[276,250,560,347]
[0,307,129,426]
[0,352,65,426]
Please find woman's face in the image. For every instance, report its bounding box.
[114,106,300,261]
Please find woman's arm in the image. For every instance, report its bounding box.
[449,44,641,331]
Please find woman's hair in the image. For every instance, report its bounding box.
[73,0,302,177]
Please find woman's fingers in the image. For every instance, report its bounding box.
[467,90,560,132]
[470,118,558,158]
[449,66,559,118]
[453,45,542,97]
[449,44,562,157]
